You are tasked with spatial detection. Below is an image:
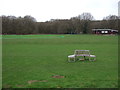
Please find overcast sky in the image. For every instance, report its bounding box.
[0,0,119,22]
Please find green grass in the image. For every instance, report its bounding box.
[0,35,2,89]
[2,34,118,88]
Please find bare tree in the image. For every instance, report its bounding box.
[78,13,94,34]
[103,15,118,30]
[79,13,94,20]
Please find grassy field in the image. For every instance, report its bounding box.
[2,34,118,88]
[0,35,2,89]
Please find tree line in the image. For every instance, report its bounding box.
[1,13,120,34]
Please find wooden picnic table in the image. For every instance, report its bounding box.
[68,50,96,62]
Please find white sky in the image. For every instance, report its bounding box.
[0,0,119,22]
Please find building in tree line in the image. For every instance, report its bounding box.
[92,29,118,35]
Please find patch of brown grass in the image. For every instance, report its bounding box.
[52,75,65,78]
[28,80,47,85]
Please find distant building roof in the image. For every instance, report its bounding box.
[92,29,118,32]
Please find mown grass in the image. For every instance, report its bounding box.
[2,34,118,88]
[0,35,2,89]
